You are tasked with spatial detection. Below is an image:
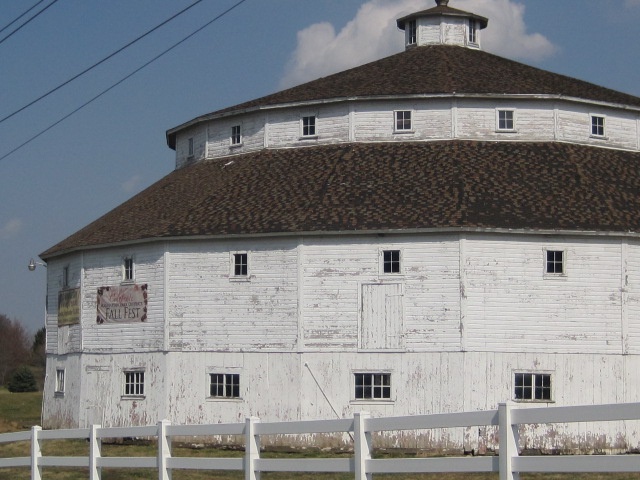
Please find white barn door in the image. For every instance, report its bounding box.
[361,283,404,349]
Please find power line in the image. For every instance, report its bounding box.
[0,0,249,164]
[0,0,60,46]
[0,0,46,36]
[0,0,206,126]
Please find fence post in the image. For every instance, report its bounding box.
[31,425,42,480]
[245,416,261,480]
[499,402,520,480]
[158,419,172,480]
[89,424,102,480]
[354,411,372,480]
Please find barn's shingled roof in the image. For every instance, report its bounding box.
[42,141,640,258]
[167,45,640,148]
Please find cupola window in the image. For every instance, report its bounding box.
[497,109,515,131]
[468,19,478,44]
[302,115,317,137]
[231,125,242,146]
[408,19,417,45]
[591,115,605,137]
[394,110,413,132]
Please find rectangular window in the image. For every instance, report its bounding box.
[234,253,248,276]
[355,373,391,400]
[591,115,605,137]
[395,110,412,132]
[55,369,65,394]
[468,19,477,44]
[188,137,194,157]
[231,125,242,145]
[497,110,514,130]
[408,20,417,45]
[302,116,316,137]
[62,266,69,288]
[383,250,400,274]
[545,250,564,274]
[209,373,240,398]
[124,257,134,281]
[514,373,551,401]
[123,371,144,397]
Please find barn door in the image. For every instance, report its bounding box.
[361,283,404,349]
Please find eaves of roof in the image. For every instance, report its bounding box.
[396,5,488,29]
[42,141,640,259]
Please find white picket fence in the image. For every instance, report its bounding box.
[1,402,640,480]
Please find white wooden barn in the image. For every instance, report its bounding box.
[40,1,640,452]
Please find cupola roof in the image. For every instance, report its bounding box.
[396,0,488,31]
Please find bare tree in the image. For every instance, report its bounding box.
[0,314,31,385]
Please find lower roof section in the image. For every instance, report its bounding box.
[42,141,640,259]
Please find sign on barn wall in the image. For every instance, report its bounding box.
[58,288,80,326]
[96,284,148,324]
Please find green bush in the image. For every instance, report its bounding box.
[7,366,38,393]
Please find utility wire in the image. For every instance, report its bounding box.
[0,0,46,36]
[0,0,60,46]
[0,0,205,126]
[0,0,249,164]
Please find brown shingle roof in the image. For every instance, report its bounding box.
[168,46,640,148]
[42,141,640,258]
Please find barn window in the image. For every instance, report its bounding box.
[123,257,134,281]
[301,115,316,137]
[545,250,564,275]
[497,109,515,131]
[354,373,391,400]
[514,373,552,401]
[591,115,605,137]
[123,370,145,397]
[55,369,65,395]
[408,19,417,45]
[62,266,69,288]
[468,19,478,44]
[394,110,412,132]
[382,250,401,274]
[233,252,248,277]
[231,125,242,146]
[188,137,194,157]
[209,373,240,398]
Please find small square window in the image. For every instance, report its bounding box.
[302,116,316,137]
[209,373,240,398]
[355,373,391,400]
[514,373,551,401]
[591,115,605,137]
[231,125,242,145]
[188,137,194,157]
[234,253,248,276]
[123,370,144,397]
[545,250,564,275]
[395,110,412,132]
[55,369,65,394]
[383,250,401,274]
[123,257,134,281]
[497,110,514,130]
[408,20,417,45]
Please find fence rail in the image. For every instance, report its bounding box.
[1,402,639,480]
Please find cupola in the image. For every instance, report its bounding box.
[397,0,488,50]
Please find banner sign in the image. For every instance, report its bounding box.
[58,288,81,326]
[96,284,148,324]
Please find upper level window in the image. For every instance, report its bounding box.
[188,137,194,157]
[382,250,401,274]
[210,373,240,398]
[408,19,417,45]
[62,266,69,288]
[497,110,515,131]
[355,372,391,400]
[591,115,605,137]
[55,368,65,394]
[468,19,478,44]
[233,252,248,277]
[545,250,564,275]
[231,125,242,146]
[394,110,412,132]
[123,257,134,281]
[514,373,551,401]
[123,370,145,397]
[302,116,316,137]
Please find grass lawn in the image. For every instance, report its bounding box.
[1,388,640,479]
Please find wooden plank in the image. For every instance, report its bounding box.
[367,456,498,473]
[513,455,640,472]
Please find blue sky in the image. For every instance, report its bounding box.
[1,0,639,333]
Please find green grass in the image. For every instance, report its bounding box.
[1,389,640,479]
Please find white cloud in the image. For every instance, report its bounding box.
[0,218,23,239]
[122,175,142,194]
[280,0,556,88]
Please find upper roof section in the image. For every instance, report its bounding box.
[396,0,488,49]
